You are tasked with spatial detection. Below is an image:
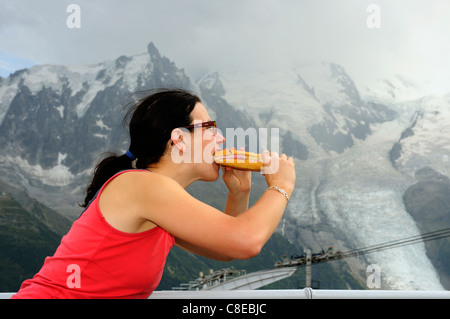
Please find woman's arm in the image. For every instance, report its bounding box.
[137,174,259,260]
[173,187,288,261]
[136,154,295,260]
[175,167,251,259]
[224,191,250,217]
[174,237,235,261]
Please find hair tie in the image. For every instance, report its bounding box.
[125,150,136,161]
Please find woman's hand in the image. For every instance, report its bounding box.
[222,148,252,217]
[221,148,252,195]
[261,150,296,197]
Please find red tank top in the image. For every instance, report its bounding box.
[12,170,175,299]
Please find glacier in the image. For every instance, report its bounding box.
[1,154,74,187]
[314,119,443,290]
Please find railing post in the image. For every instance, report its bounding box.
[303,287,314,299]
[305,248,312,287]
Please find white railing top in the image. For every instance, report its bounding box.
[2,288,449,299]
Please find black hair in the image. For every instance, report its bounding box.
[80,88,200,207]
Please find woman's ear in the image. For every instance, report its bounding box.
[170,128,186,152]
[170,128,192,164]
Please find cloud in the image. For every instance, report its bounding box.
[0,0,449,94]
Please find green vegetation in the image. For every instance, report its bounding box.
[0,193,65,291]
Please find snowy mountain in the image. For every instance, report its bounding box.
[390,94,450,177]
[359,75,432,104]
[0,43,194,217]
[216,63,397,157]
[0,42,448,290]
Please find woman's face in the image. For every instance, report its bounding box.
[177,102,225,181]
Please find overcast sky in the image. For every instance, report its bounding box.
[1,0,449,95]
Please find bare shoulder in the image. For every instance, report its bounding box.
[108,170,191,208]
[108,170,182,191]
[99,170,184,209]
[98,170,192,231]
[126,170,185,194]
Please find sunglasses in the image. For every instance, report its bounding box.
[181,120,217,135]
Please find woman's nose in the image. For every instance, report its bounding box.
[216,132,225,145]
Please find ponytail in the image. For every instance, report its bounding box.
[80,152,133,207]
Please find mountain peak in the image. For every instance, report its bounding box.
[147,42,161,59]
[197,71,225,96]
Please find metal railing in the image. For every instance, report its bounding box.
[150,288,450,299]
[2,288,449,299]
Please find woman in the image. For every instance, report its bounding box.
[12,88,296,299]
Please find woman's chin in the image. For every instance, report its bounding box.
[202,162,221,182]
